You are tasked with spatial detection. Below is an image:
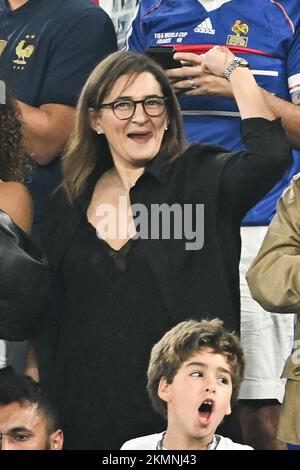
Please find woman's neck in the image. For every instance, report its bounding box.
[110,165,145,191]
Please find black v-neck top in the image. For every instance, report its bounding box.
[52,216,172,449]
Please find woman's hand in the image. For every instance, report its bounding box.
[202,45,235,77]
[166,51,233,98]
[167,46,273,120]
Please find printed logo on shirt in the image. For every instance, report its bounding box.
[12,35,36,70]
[194,18,215,35]
[226,20,249,47]
[154,32,188,45]
[0,40,7,57]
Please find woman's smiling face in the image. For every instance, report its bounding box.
[90,72,168,169]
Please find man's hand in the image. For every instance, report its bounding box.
[166,51,233,98]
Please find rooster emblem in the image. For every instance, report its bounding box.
[232,20,249,36]
[13,39,35,65]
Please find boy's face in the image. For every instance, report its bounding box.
[158,348,233,449]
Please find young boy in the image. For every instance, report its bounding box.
[121,319,252,450]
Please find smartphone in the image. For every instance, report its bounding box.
[145,46,182,70]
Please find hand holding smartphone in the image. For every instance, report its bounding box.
[145,46,182,70]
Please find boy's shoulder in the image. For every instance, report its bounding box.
[216,435,253,450]
[121,432,164,450]
[120,433,253,450]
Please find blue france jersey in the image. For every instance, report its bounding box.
[128,0,300,225]
[0,0,117,227]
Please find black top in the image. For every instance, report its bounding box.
[37,117,291,449]
[52,217,171,449]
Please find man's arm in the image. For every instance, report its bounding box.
[0,182,32,233]
[247,176,300,313]
[260,89,300,150]
[20,8,117,166]
[25,341,39,381]
[17,102,75,165]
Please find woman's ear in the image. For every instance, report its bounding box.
[88,108,103,134]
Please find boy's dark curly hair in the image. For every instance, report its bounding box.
[0,80,26,182]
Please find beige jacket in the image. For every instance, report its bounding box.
[247,174,300,445]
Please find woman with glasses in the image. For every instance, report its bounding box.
[35,49,291,450]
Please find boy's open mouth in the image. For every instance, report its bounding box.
[198,399,214,424]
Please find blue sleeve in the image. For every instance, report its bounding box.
[275,0,300,104]
[39,9,118,106]
[287,27,300,105]
[127,1,147,53]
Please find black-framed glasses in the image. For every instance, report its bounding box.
[96,96,167,120]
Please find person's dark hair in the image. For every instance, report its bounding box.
[147,319,245,418]
[0,79,26,182]
[0,371,60,435]
[63,50,187,203]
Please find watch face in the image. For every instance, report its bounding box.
[238,58,248,66]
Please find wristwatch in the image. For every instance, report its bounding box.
[223,57,249,81]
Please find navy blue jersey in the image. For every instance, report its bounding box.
[128,0,300,225]
[0,0,117,227]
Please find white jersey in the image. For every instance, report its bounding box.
[121,432,253,450]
